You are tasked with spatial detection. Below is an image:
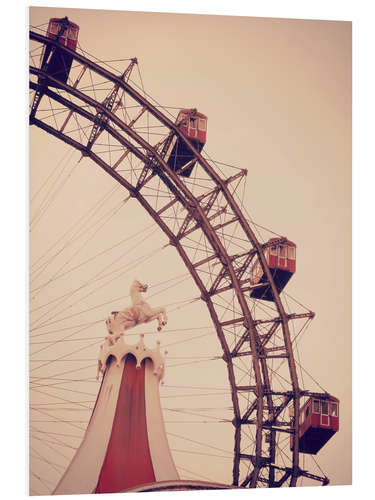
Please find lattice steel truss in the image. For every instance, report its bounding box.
[29,29,329,488]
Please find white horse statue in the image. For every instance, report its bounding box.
[104,279,168,345]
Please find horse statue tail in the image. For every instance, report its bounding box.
[106,311,119,334]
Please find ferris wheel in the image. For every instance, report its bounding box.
[28,17,339,494]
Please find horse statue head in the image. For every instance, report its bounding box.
[132,279,148,293]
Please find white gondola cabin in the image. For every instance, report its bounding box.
[163,109,207,177]
[249,238,296,301]
[291,395,339,454]
[39,17,80,87]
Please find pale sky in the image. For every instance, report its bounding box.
[28,4,351,496]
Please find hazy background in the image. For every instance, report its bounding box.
[28,4,351,496]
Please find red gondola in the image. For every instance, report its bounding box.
[163,109,207,177]
[249,238,296,301]
[291,395,339,454]
[39,17,80,87]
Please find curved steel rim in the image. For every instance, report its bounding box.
[29,30,305,488]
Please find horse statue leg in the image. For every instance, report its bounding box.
[142,306,167,331]
[156,313,163,332]
[152,306,168,326]
[160,307,168,326]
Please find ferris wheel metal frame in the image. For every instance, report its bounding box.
[29,28,329,489]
